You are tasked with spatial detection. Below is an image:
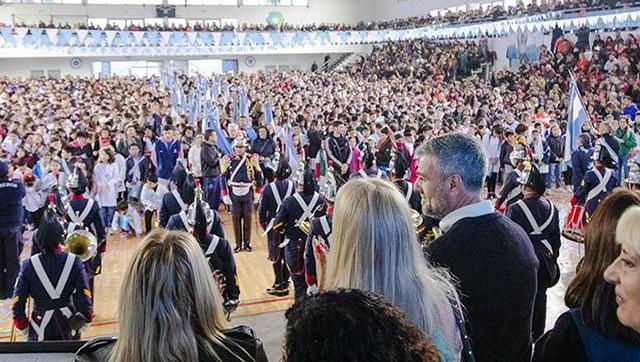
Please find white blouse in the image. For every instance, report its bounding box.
[93,162,119,208]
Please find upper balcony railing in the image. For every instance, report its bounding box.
[1,7,640,57]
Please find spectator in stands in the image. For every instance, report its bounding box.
[615,116,636,185]
[324,177,464,360]
[605,206,640,333]
[534,189,640,361]
[75,229,267,361]
[283,289,441,362]
[416,133,538,362]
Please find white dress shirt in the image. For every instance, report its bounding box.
[439,200,495,233]
[140,183,169,211]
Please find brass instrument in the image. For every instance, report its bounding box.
[413,209,442,248]
[297,204,324,236]
[64,229,98,262]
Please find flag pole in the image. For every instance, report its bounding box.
[568,70,595,132]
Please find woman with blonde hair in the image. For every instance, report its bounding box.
[323,177,464,361]
[605,206,640,333]
[75,229,267,362]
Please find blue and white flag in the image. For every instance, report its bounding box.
[223,81,230,104]
[202,103,233,155]
[564,79,588,161]
[239,86,249,117]
[264,101,273,125]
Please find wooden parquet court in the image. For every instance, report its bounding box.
[0,210,293,341]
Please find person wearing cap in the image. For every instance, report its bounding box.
[272,168,325,301]
[63,167,106,297]
[506,162,561,340]
[495,143,528,212]
[571,133,594,192]
[258,155,294,297]
[304,165,336,296]
[154,126,182,187]
[573,136,620,216]
[221,135,263,253]
[166,185,238,310]
[0,160,26,299]
[12,206,93,341]
[158,162,196,228]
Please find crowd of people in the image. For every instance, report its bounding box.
[0,22,639,361]
[2,0,639,34]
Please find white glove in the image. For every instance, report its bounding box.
[223,195,232,206]
[17,325,28,337]
[306,284,318,296]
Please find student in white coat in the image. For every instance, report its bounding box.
[140,174,169,234]
[93,148,120,235]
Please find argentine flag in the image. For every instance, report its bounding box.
[564,79,588,161]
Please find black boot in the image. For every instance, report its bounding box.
[234,245,242,253]
[266,283,282,296]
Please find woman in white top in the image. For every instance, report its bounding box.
[481,125,502,199]
[93,147,120,234]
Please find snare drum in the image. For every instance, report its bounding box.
[562,204,586,243]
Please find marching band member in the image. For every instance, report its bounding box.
[0,160,25,299]
[506,163,560,340]
[305,166,336,295]
[272,167,325,301]
[221,135,264,253]
[259,155,294,297]
[166,186,239,311]
[158,162,195,228]
[12,206,93,341]
[495,143,528,212]
[63,167,106,297]
[389,150,421,213]
[572,137,619,216]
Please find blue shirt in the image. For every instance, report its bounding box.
[155,140,181,180]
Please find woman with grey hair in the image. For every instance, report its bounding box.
[414,133,538,362]
[323,177,465,361]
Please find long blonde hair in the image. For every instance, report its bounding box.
[326,178,461,355]
[109,229,244,362]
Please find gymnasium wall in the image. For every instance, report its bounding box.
[0,53,338,78]
[0,0,382,27]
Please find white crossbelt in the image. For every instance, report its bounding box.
[405,183,413,203]
[514,200,555,254]
[171,190,187,211]
[586,168,612,205]
[30,253,76,341]
[66,199,94,235]
[279,192,320,248]
[319,216,333,244]
[262,181,294,236]
[205,235,221,260]
[507,169,524,204]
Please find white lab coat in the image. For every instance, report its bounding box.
[140,183,169,211]
[93,162,119,208]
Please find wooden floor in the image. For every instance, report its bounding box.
[0,210,293,341]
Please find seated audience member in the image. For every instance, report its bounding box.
[416,133,538,362]
[283,288,441,362]
[605,206,640,333]
[324,177,465,360]
[534,189,640,361]
[75,229,267,362]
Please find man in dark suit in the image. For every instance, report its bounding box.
[415,133,538,362]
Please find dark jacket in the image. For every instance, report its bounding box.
[571,146,593,190]
[426,212,538,362]
[249,138,276,159]
[307,129,324,159]
[75,326,268,362]
[0,176,26,229]
[547,134,565,164]
[200,142,221,178]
